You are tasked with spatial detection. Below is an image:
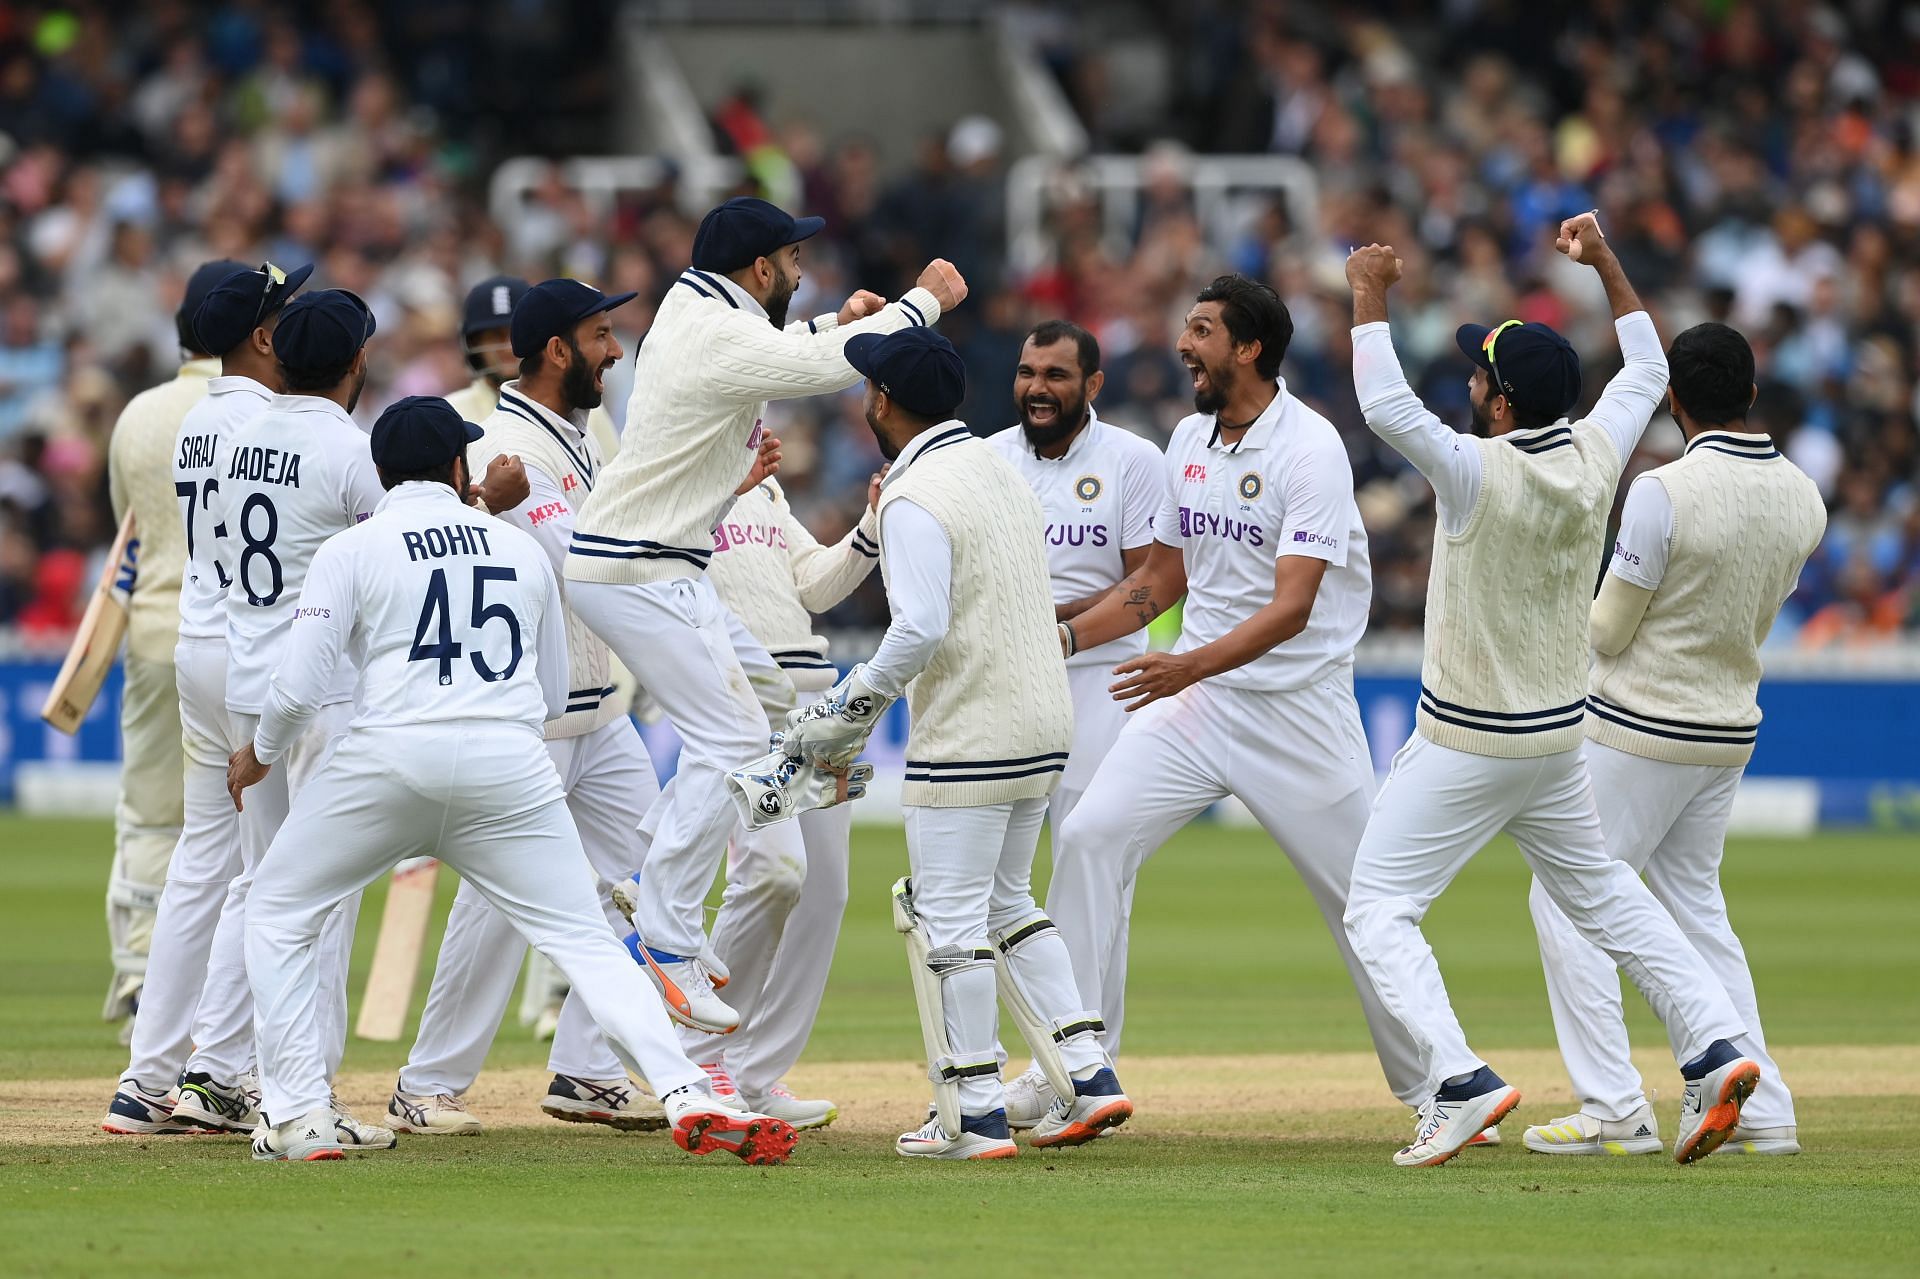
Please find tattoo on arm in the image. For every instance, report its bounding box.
[1126,584,1160,627]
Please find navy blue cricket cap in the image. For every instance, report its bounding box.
[178,259,251,352]
[510,278,638,358]
[690,196,825,275]
[1456,320,1582,421]
[462,275,529,336]
[191,260,315,356]
[370,396,483,472]
[272,288,377,373]
[844,327,966,421]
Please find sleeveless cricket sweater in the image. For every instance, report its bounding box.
[876,427,1074,807]
[1418,421,1620,758]
[470,397,618,739]
[1587,432,1826,765]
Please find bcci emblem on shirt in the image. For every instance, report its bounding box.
[1238,472,1263,502]
[1075,475,1102,503]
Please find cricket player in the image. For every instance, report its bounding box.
[684,468,884,1128]
[230,397,796,1164]
[447,274,622,467]
[1042,275,1427,1128]
[1523,321,1825,1158]
[391,279,677,1136]
[982,319,1164,1126]
[563,195,965,1033]
[781,327,1131,1160]
[1340,217,1760,1168]
[103,261,311,1134]
[98,259,241,1039]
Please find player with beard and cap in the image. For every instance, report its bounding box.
[1042,273,1430,1130]
[1340,217,1760,1168]
[96,258,248,1047]
[391,280,689,1135]
[447,274,622,466]
[984,320,1164,1129]
[562,195,967,1036]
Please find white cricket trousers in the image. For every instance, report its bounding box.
[906,797,1105,1115]
[121,638,239,1089]
[106,650,185,1010]
[1532,741,1795,1127]
[1050,674,1427,1105]
[1344,735,1746,1095]
[246,722,707,1122]
[570,576,768,958]
[1054,662,1132,830]
[400,716,660,1094]
[185,699,357,1084]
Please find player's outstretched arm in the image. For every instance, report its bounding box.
[782,472,881,614]
[1559,212,1668,466]
[1109,555,1326,711]
[1061,539,1186,657]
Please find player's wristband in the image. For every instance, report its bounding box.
[1060,622,1077,658]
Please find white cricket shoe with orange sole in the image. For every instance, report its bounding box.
[1396,1066,1523,1167]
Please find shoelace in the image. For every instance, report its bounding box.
[699,1062,738,1097]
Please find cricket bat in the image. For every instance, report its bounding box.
[40,513,138,734]
[354,856,441,1041]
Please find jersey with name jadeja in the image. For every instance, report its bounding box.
[219,393,386,714]
[271,482,566,737]
[1156,381,1372,691]
[987,410,1165,668]
[174,376,276,643]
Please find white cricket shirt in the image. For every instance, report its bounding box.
[255,481,569,766]
[219,393,386,714]
[986,409,1165,667]
[1155,380,1372,691]
[174,375,274,642]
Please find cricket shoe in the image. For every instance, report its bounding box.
[634,945,738,1033]
[741,1082,838,1131]
[1416,1114,1502,1148]
[387,1087,483,1135]
[251,1106,398,1161]
[1522,1104,1662,1156]
[611,881,730,991]
[541,1074,668,1132]
[1675,1040,1762,1164]
[1029,1068,1132,1148]
[101,1081,188,1135]
[1002,1065,1056,1131]
[697,1059,739,1098]
[660,1085,797,1164]
[1715,1124,1800,1157]
[172,1071,261,1134]
[897,1109,1018,1160]
[1396,1066,1523,1168]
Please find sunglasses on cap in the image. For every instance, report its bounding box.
[253,261,289,326]
[1480,318,1523,399]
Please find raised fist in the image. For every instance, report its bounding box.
[915,259,969,312]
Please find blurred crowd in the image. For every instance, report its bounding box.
[2,0,1918,648]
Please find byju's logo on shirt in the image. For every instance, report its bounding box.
[1046,523,1109,548]
[1178,506,1265,547]
[1613,540,1642,566]
[1292,530,1340,550]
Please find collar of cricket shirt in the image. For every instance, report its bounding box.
[675,267,769,321]
[1684,429,1779,460]
[269,392,359,431]
[882,420,972,488]
[375,479,468,513]
[1503,419,1575,456]
[207,374,274,401]
[496,381,596,483]
[1205,378,1287,454]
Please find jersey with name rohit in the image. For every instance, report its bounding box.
[987,409,1165,668]
[218,393,386,715]
[1156,380,1372,691]
[173,376,274,643]
[254,481,570,769]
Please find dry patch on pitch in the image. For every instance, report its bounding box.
[4,1044,1912,1148]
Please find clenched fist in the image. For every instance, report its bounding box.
[471,454,529,514]
[737,433,782,494]
[1344,243,1404,294]
[915,259,969,312]
[1556,210,1611,267]
[838,290,886,324]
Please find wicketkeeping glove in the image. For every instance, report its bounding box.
[781,663,893,771]
[726,742,874,831]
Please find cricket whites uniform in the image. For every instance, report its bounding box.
[116,375,271,1093]
[184,393,385,1087]
[1532,431,1825,1131]
[402,384,661,1097]
[244,481,709,1124]
[870,424,1105,1117]
[563,267,942,963]
[986,409,1165,827]
[1048,383,1425,1104]
[1342,312,1746,1097]
[444,375,620,475]
[102,357,216,1019]
[698,478,878,1096]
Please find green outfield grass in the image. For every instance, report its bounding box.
[2,815,1917,1277]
